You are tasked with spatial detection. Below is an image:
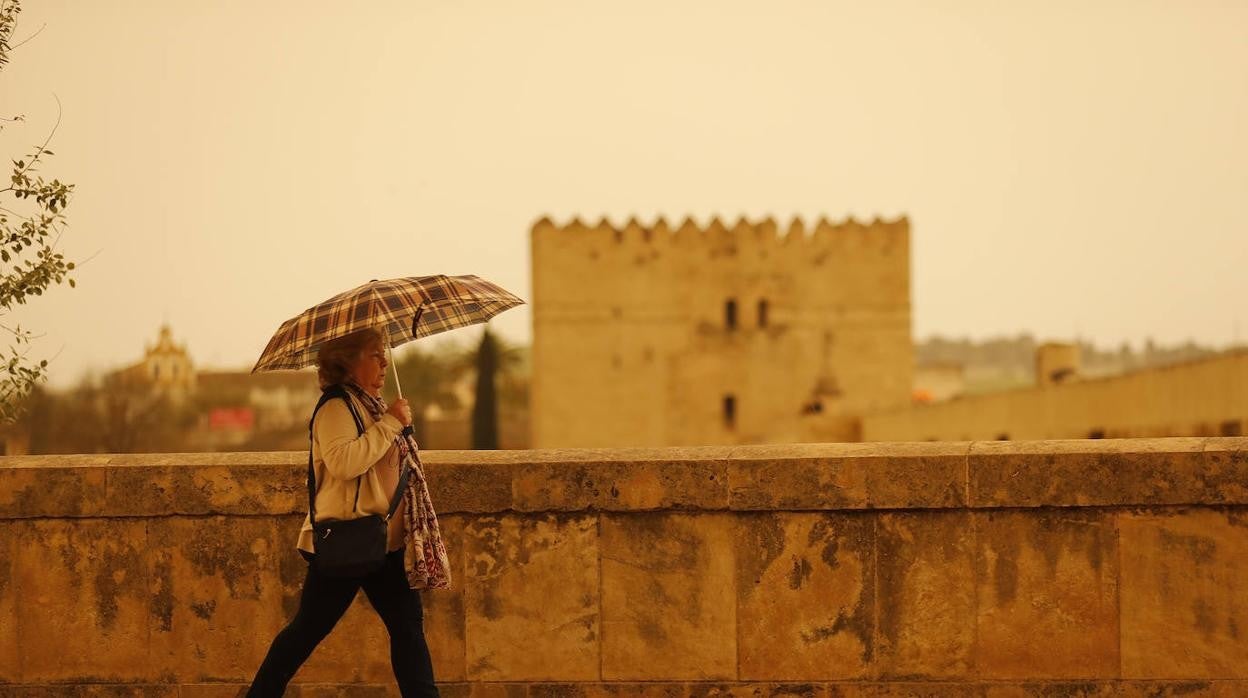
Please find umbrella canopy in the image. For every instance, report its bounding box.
[252,274,523,373]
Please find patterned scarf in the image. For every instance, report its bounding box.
[343,381,452,590]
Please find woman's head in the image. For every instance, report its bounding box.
[316,327,387,392]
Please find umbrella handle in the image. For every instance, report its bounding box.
[388,345,415,438]
[388,343,403,400]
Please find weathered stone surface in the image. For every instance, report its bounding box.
[973,510,1119,679]
[579,683,694,697]
[4,442,1247,690]
[735,513,874,680]
[463,513,599,681]
[728,457,868,510]
[1119,510,1248,678]
[14,519,150,681]
[523,682,693,697]
[423,514,468,682]
[0,464,105,518]
[1114,681,1235,697]
[968,438,1208,507]
[178,685,251,698]
[0,522,16,681]
[0,686,181,697]
[426,462,514,513]
[727,443,967,511]
[288,684,396,697]
[980,683,1114,697]
[104,464,304,517]
[859,443,969,509]
[1200,438,1248,504]
[146,516,289,682]
[829,684,982,697]
[513,460,728,512]
[687,683,829,697]
[447,682,528,698]
[601,513,736,680]
[876,512,975,678]
[1,681,1246,697]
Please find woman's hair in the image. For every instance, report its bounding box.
[316,327,384,388]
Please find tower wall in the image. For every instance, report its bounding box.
[531,215,913,447]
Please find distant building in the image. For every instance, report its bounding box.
[194,369,320,450]
[531,215,914,447]
[109,324,196,401]
[913,362,965,403]
[864,346,1248,441]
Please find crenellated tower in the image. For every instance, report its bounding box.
[530,215,913,447]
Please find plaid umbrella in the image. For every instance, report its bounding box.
[252,274,524,374]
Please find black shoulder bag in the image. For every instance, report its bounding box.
[306,384,411,578]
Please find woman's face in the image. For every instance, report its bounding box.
[349,341,388,395]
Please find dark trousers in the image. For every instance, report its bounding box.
[247,549,440,697]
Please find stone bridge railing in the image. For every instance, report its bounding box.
[1,438,1246,697]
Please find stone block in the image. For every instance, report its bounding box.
[0,522,16,682]
[973,510,1119,679]
[513,459,728,512]
[14,519,150,681]
[735,513,874,680]
[1115,681,1244,697]
[601,512,736,680]
[980,683,1114,697]
[0,465,105,518]
[1200,438,1248,504]
[423,514,468,682]
[727,443,966,511]
[687,684,829,697]
[860,443,969,509]
[104,463,304,517]
[288,684,396,697]
[875,512,975,678]
[968,439,1208,507]
[577,683,692,697]
[463,513,599,681]
[728,457,868,510]
[146,516,290,682]
[830,684,982,697]
[451,682,528,698]
[178,686,250,698]
[0,686,181,697]
[1119,510,1248,678]
[426,462,513,513]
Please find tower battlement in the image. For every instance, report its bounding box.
[531,214,909,252]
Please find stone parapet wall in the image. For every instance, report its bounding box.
[1,439,1246,696]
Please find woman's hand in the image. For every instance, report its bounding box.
[386,398,413,426]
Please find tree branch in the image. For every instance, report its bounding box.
[0,94,61,195]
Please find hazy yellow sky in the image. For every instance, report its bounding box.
[4,0,1246,387]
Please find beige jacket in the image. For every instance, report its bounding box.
[298,391,408,554]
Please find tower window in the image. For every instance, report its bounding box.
[723,394,736,429]
[758,299,769,328]
[725,299,737,330]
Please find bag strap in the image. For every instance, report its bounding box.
[307,384,407,529]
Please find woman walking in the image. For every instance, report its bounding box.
[248,327,451,697]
